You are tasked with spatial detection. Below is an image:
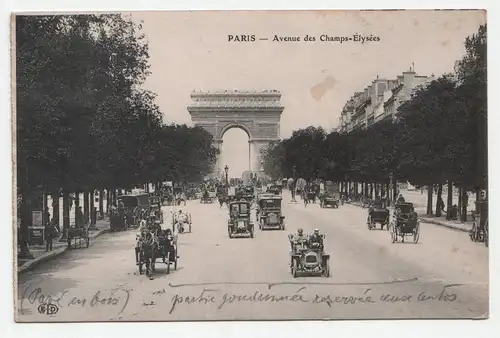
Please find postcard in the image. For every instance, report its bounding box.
[13,10,488,322]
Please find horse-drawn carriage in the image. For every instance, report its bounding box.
[367,200,390,230]
[389,202,420,244]
[288,234,330,277]
[67,224,90,249]
[228,201,254,238]
[470,200,488,247]
[136,228,178,277]
[257,195,285,230]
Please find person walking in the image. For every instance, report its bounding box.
[44,218,59,252]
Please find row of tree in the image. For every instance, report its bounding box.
[261,25,487,220]
[16,15,217,254]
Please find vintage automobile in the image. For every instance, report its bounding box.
[201,190,216,203]
[237,186,255,203]
[119,193,150,228]
[367,200,390,230]
[470,200,488,247]
[319,193,339,208]
[257,195,285,230]
[288,233,330,277]
[266,185,282,195]
[228,201,254,238]
[389,202,420,244]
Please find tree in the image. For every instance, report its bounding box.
[261,141,285,180]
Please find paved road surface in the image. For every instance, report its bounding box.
[17,192,488,321]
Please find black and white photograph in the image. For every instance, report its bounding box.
[13,10,488,322]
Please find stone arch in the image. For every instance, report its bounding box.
[187,90,284,177]
[218,122,252,140]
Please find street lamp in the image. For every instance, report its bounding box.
[224,165,229,192]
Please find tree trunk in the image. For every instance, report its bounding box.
[392,182,397,207]
[61,190,70,240]
[461,189,468,222]
[385,183,390,203]
[51,190,60,230]
[99,189,104,213]
[375,184,379,199]
[426,185,433,216]
[435,184,443,217]
[83,191,89,223]
[458,187,463,219]
[447,181,453,209]
[18,189,34,259]
[90,190,95,225]
[106,189,111,214]
[369,183,374,199]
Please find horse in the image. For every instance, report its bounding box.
[139,232,157,277]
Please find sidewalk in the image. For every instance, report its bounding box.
[18,219,111,274]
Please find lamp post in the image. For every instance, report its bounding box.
[224,165,229,194]
[291,165,297,202]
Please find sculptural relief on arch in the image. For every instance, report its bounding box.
[187,90,284,177]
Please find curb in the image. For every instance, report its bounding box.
[418,218,470,233]
[18,228,110,274]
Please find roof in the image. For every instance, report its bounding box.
[118,193,149,198]
[259,195,282,200]
[229,201,251,205]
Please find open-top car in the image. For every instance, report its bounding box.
[319,193,339,208]
[288,233,330,277]
[228,201,254,238]
[470,200,488,247]
[390,202,420,244]
[266,184,282,195]
[257,195,285,230]
[367,200,390,230]
[201,190,216,203]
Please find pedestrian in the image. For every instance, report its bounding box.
[44,219,59,252]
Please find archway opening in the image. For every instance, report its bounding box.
[221,127,250,180]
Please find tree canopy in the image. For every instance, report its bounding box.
[261,24,487,192]
[16,14,217,195]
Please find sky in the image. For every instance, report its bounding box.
[130,10,485,176]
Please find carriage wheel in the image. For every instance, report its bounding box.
[174,249,178,270]
[86,237,90,248]
[323,259,330,277]
[292,258,298,278]
[413,224,420,244]
[367,216,372,230]
[166,252,170,274]
[138,261,143,275]
[470,222,477,242]
[250,229,254,238]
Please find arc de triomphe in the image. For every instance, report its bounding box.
[187,90,284,176]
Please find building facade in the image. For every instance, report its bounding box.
[338,67,434,133]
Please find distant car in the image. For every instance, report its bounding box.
[228,201,254,238]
